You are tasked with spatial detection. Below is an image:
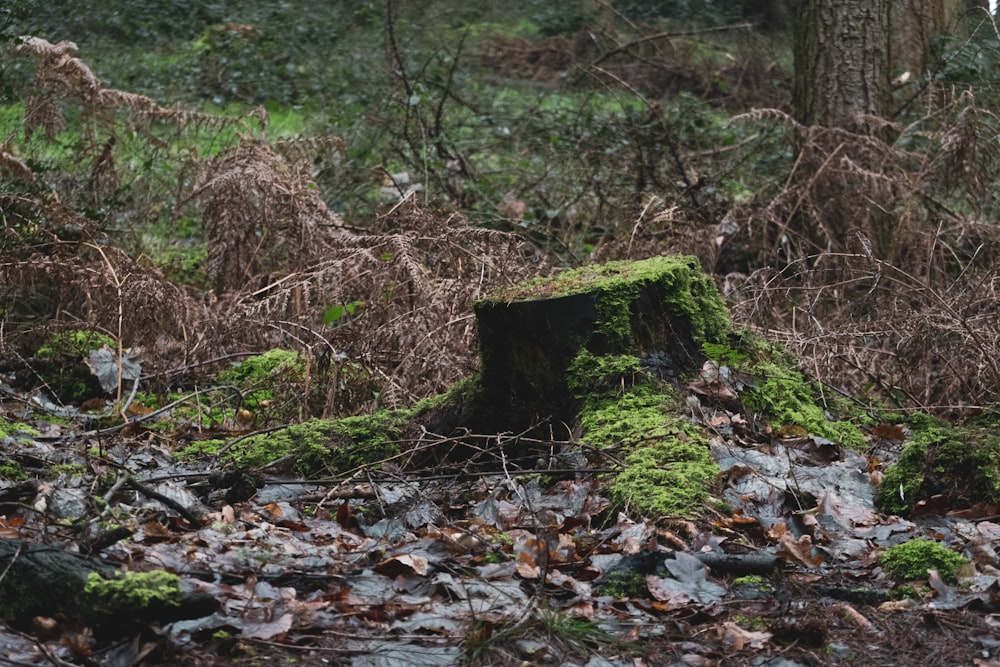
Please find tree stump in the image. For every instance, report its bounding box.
[472,255,729,431]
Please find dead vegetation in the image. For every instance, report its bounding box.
[6,17,1000,667]
[1,38,543,417]
[5,25,1000,418]
[728,91,1000,412]
[584,88,1000,413]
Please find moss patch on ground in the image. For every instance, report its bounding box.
[580,383,718,517]
[875,412,1000,515]
[880,538,969,582]
[713,335,865,448]
[0,459,27,480]
[219,348,305,421]
[221,409,410,475]
[0,417,39,439]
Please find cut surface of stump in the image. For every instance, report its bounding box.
[473,255,729,431]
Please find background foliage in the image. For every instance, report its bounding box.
[4,0,1000,417]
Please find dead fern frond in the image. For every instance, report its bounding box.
[198,199,544,404]
[732,244,1000,413]
[0,195,199,372]
[272,135,346,165]
[0,145,35,183]
[188,137,346,292]
[16,36,246,146]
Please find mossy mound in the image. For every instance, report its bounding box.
[209,409,410,475]
[197,257,868,523]
[880,538,969,582]
[85,571,183,614]
[876,413,1000,515]
[713,335,865,448]
[183,375,482,475]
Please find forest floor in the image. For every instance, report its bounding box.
[2,357,1000,667]
[5,4,1000,666]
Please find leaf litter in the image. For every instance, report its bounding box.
[2,358,1000,666]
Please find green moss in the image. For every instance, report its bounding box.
[732,575,768,587]
[599,570,648,599]
[486,255,730,348]
[580,385,717,517]
[36,330,116,359]
[219,349,304,413]
[225,410,408,475]
[413,374,484,415]
[610,430,717,517]
[875,413,1000,515]
[0,460,27,481]
[734,614,769,630]
[734,338,865,448]
[220,349,301,383]
[84,571,182,613]
[0,417,39,439]
[49,463,87,478]
[880,538,969,582]
[177,438,226,462]
[567,350,642,395]
[580,385,680,447]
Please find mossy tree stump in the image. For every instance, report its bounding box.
[473,256,730,431]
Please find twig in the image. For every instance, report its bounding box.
[125,474,202,526]
[142,351,263,380]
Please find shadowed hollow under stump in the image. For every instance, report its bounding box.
[472,255,730,432]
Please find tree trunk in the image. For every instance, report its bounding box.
[0,538,216,634]
[793,0,890,132]
[889,0,970,79]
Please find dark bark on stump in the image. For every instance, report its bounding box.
[472,256,729,432]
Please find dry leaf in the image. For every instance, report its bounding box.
[776,533,823,568]
[719,621,771,650]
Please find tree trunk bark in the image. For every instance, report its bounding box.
[793,0,890,132]
[889,0,970,79]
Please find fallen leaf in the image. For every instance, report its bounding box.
[240,613,293,641]
[516,551,540,579]
[375,553,429,577]
[648,552,727,605]
[85,346,142,394]
[719,621,771,650]
[776,533,823,568]
[835,603,873,629]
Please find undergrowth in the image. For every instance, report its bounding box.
[3,5,1000,423]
